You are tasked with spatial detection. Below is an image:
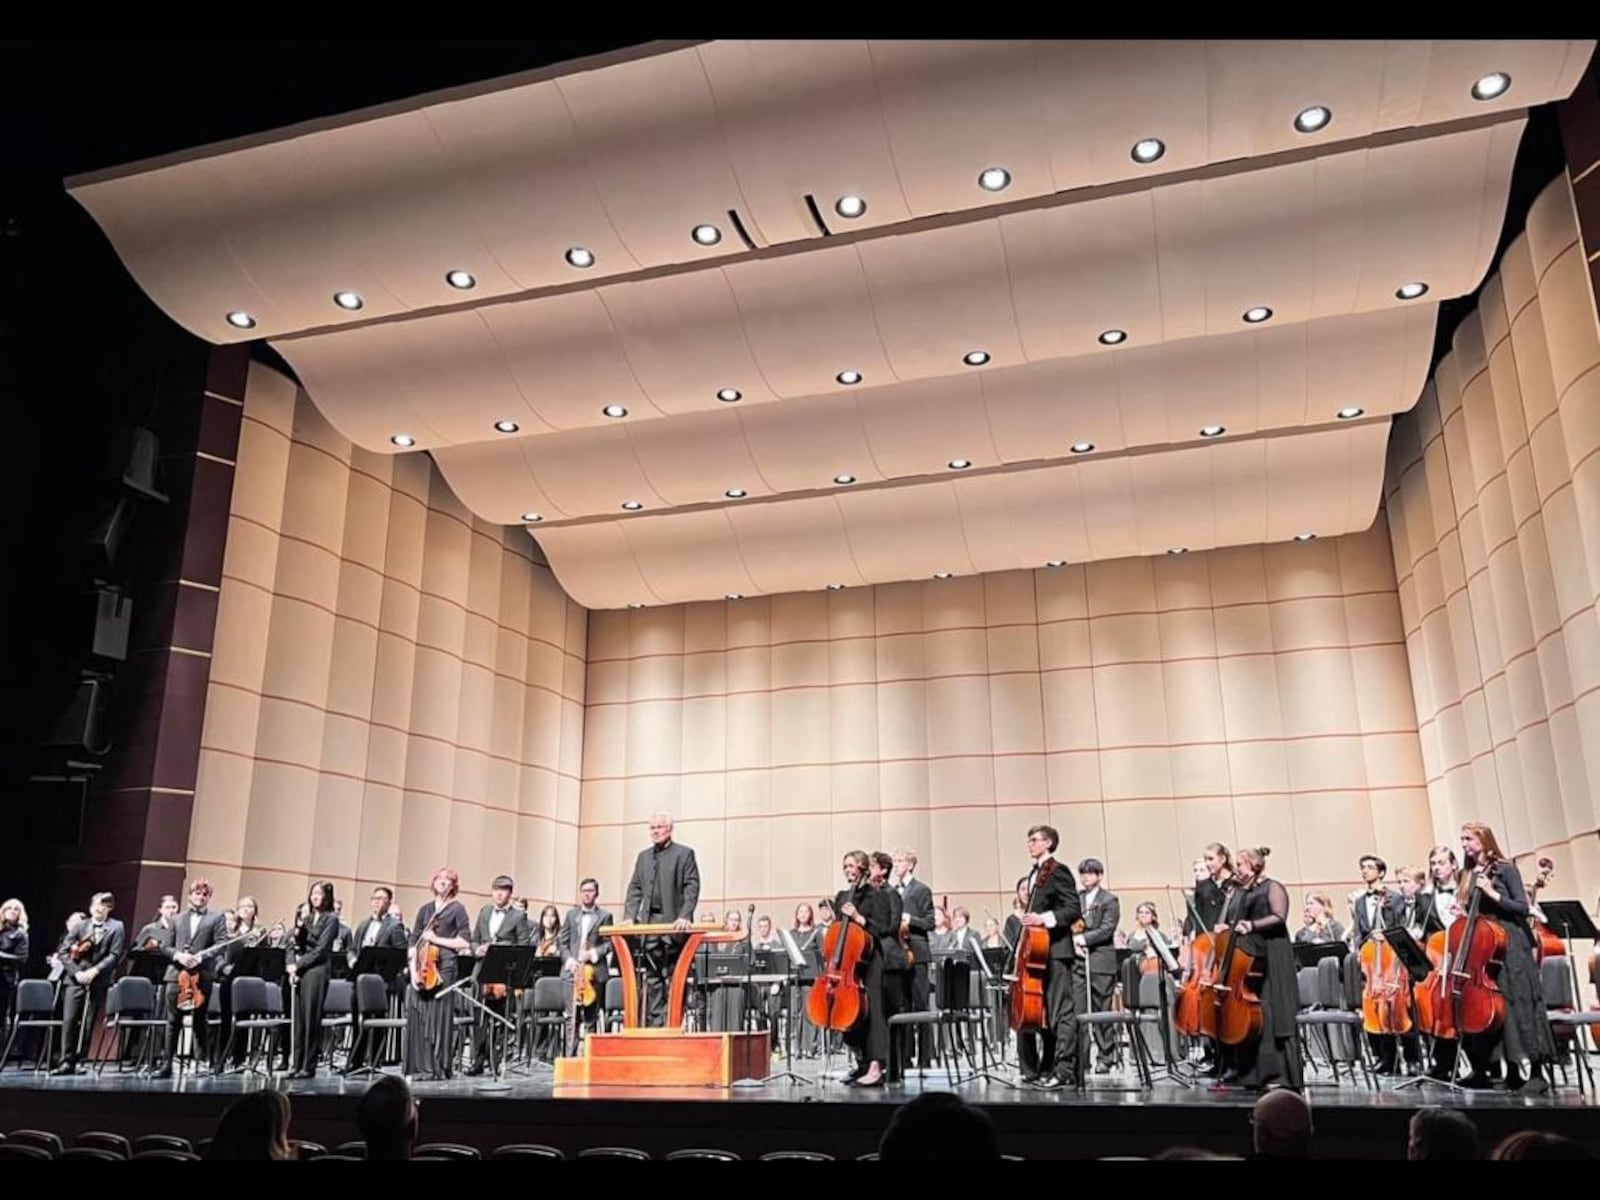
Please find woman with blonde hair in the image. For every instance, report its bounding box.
[0,898,28,1052]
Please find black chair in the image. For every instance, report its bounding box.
[221,977,290,1074]
[133,1134,193,1155]
[0,1144,52,1161]
[311,1155,364,1162]
[526,976,568,1060]
[61,1147,123,1162]
[7,1129,63,1157]
[96,976,167,1075]
[335,1140,369,1159]
[76,1131,132,1158]
[1075,958,1153,1087]
[578,1146,650,1160]
[292,1139,327,1159]
[857,1152,880,1161]
[492,1144,565,1159]
[347,974,405,1078]
[1542,957,1600,1093]
[602,976,625,1031]
[413,1143,481,1160]
[2,980,64,1072]
[666,1148,740,1160]
[760,1150,835,1160]
[320,978,354,1066]
[133,1149,201,1161]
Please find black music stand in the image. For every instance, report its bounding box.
[1380,926,1432,983]
[472,945,534,1090]
[1139,930,1195,1088]
[1292,941,1348,969]
[750,932,810,1087]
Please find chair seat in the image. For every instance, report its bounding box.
[1550,1011,1600,1024]
[1298,1011,1360,1025]
[888,1012,938,1025]
[1078,1012,1133,1025]
[320,1016,353,1027]
[362,1017,407,1030]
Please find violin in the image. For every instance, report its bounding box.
[412,911,444,991]
[806,889,873,1032]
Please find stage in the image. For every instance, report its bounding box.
[2,1059,1596,1159]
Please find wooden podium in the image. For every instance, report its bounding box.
[553,923,771,1087]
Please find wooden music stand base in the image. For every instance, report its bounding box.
[554,1029,770,1088]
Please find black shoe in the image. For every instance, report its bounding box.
[1018,1071,1040,1084]
[465,1064,485,1077]
[1032,1075,1063,1090]
[150,1067,173,1080]
[1513,1075,1550,1096]
[50,1061,77,1077]
[289,1068,315,1080]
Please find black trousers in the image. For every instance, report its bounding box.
[161,980,213,1066]
[60,979,109,1064]
[906,961,932,1067]
[292,966,330,1072]
[1074,960,1117,1065]
[842,954,888,1066]
[472,992,512,1069]
[1018,955,1079,1082]
[641,934,681,1027]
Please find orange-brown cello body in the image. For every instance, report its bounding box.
[1417,876,1507,1040]
[1359,936,1414,1035]
[1412,930,1451,1037]
[1173,930,1217,1038]
[1209,929,1264,1047]
[1008,926,1051,1032]
[806,911,872,1032]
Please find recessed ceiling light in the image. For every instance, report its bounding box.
[962,350,991,367]
[494,419,520,434]
[1131,138,1166,164]
[1167,547,1188,555]
[333,291,364,311]
[691,224,722,246]
[564,247,595,269]
[1471,72,1511,101]
[726,593,743,601]
[1294,532,1317,542]
[834,473,857,486]
[621,500,643,511]
[1098,329,1128,346]
[933,571,954,580]
[602,404,628,419]
[725,487,748,499]
[1243,306,1273,324]
[1071,442,1095,454]
[948,458,972,470]
[628,603,645,609]
[717,388,742,403]
[445,270,476,290]
[1293,105,1332,133]
[521,511,543,523]
[835,194,867,219]
[1336,406,1365,420]
[1046,560,1066,569]
[1199,425,1226,438]
[836,370,862,386]
[225,311,256,329]
[978,166,1012,192]
[827,583,846,591]
[390,434,415,448]
[1395,281,1429,300]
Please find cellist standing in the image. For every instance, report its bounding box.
[1454,823,1554,1094]
[833,850,892,1088]
[1016,824,1082,1089]
[1213,846,1302,1092]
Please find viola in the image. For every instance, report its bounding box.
[412,903,455,992]
[806,892,873,1032]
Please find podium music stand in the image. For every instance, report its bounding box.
[554,923,770,1087]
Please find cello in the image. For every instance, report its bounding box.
[806,891,873,1032]
[1207,901,1264,1048]
[1418,862,1507,1044]
[1173,890,1219,1038]
[1008,862,1056,1034]
[1527,858,1564,962]
[1357,887,1413,1037]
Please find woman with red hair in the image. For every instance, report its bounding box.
[405,867,472,1080]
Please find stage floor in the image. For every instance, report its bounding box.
[3,1056,1597,1159]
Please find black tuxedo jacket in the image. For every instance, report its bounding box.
[162,909,227,982]
[897,877,935,962]
[293,910,341,974]
[624,840,701,923]
[1078,888,1121,974]
[472,905,532,948]
[558,907,616,981]
[1351,889,1402,944]
[351,914,408,954]
[1025,859,1082,961]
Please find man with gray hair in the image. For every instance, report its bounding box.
[622,813,701,1026]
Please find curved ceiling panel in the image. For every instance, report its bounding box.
[66,40,1591,346]
[275,121,1518,454]
[534,423,1393,608]
[431,305,1433,524]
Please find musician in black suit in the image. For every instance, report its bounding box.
[1016,825,1082,1088]
[1074,858,1121,1073]
[466,875,531,1075]
[892,849,936,1071]
[833,850,895,1088]
[52,891,126,1075]
[134,896,180,954]
[558,878,614,1032]
[148,880,227,1078]
[1350,854,1404,1074]
[286,880,340,1079]
[622,813,702,1027]
[343,886,409,1072]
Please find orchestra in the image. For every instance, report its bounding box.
[2,817,1594,1099]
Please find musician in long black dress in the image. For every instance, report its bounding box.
[870,852,908,1081]
[833,850,893,1088]
[287,880,340,1079]
[1455,822,1554,1094]
[1215,846,1302,1092]
[405,867,472,1080]
[0,898,30,1056]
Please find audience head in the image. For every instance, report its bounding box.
[206,1089,293,1160]
[1251,1089,1312,1159]
[1407,1107,1478,1160]
[878,1093,1000,1160]
[359,1075,419,1161]
[1489,1131,1592,1160]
